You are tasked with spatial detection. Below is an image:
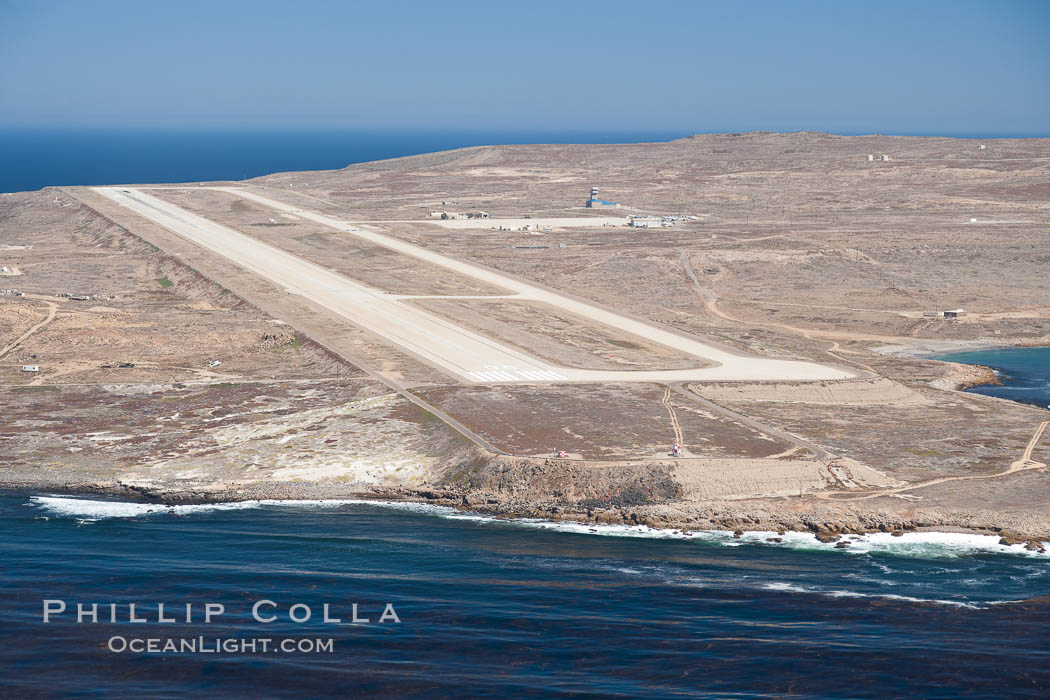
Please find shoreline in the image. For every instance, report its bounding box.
[931,361,1003,392]
[5,476,1048,548]
[5,342,1048,547]
[923,343,1050,398]
[879,338,1047,392]
[873,338,1013,360]
[875,337,1050,361]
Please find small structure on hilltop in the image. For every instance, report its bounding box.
[586,186,620,209]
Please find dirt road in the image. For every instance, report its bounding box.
[817,420,1049,502]
[679,250,879,373]
[661,387,685,448]
[670,383,833,461]
[0,295,57,359]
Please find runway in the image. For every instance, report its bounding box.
[93,186,855,384]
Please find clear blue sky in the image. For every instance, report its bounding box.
[1,0,1047,134]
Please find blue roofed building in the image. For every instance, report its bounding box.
[585,186,620,208]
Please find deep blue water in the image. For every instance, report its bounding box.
[2,494,1049,698]
[934,347,1050,409]
[0,127,686,194]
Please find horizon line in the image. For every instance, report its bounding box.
[1,124,1049,140]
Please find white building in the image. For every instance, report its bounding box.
[628,215,673,229]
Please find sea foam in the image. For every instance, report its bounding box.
[763,582,988,609]
[29,496,261,520]
[26,495,1050,560]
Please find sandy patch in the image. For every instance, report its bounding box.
[123,394,433,488]
[673,457,900,500]
[692,378,928,406]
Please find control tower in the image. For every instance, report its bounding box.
[586,186,620,209]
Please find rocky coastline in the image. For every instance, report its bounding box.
[6,457,1049,552]
[930,361,1002,392]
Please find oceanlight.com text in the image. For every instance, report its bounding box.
[107,636,335,654]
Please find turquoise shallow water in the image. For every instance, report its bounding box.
[2,494,1049,697]
[934,346,1050,409]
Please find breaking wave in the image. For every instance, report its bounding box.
[761,582,989,609]
[26,495,1050,560]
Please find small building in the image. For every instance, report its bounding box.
[880,154,891,162]
[925,309,966,319]
[21,365,39,373]
[866,154,874,162]
[628,215,672,229]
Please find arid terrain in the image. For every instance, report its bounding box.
[3,132,1050,543]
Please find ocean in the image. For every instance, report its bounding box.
[935,346,1050,409]
[0,127,686,194]
[2,494,1049,697]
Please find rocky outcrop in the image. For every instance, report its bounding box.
[439,455,682,508]
[930,362,1000,392]
[998,529,1045,552]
